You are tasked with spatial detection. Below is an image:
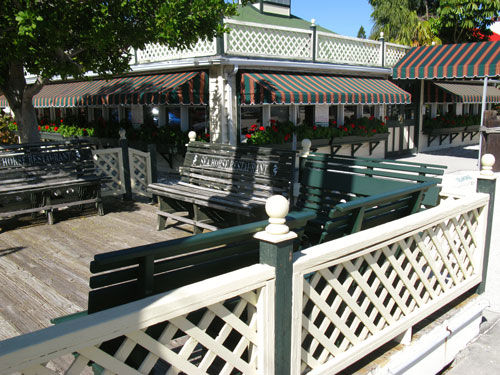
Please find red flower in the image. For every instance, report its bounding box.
[272,125,278,132]
[45,125,49,130]
[313,125,317,130]
[381,122,385,126]
[250,124,257,129]
[270,119,276,124]
[246,134,252,139]
[13,122,16,125]
[343,127,348,132]
[54,126,59,131]
[332,120,337,125]
[385,116,389,120]
[60,119,64,123]
[205,133,210,138]
[369,115,374,121]
[38,126,41,131]
[350,123,355,129]
[284,133,291,141]
[259,126,265,131]
[372,129,377,133]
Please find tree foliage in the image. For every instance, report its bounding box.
[0,0,245,142]
[369,0,500,45]
[357,26,367,39]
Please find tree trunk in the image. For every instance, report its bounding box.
[13,101,40,143]
[1,62,44,143]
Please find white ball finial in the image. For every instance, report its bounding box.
[380,31,384,39]
[481,154,495,176]
[188,131,197,142]
[311,19,316,26]
[265,195,289,235]
[301,138,312,157]
[119,128,126,140]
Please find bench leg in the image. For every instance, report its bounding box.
[157,196,173,231]
[95,187,104,216]
[193,205,213,234]
[43,193,55,225]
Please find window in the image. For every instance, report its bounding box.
[343,105,356,123]
[241,106,262,136]
[328,105,339,125]
[166,107,181,128]
[144,106,160,127]
[297,105,314,125]
[189,107,207,135]
[387,105,402,121]
[270,106,289,124]
[362,105,375,118]
[404,105,415,120]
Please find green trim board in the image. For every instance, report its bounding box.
[0,71,208,108]
[393,41,500,79]
[241,72,411,105]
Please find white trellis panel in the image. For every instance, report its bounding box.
[291,193,489,375]
[0,264,276,375]
[92,148,126,197]
[385,42,411,68]
[134,39,217,64]
[316,32,382,67]
[129,147,152,197]
[225,20,313,60]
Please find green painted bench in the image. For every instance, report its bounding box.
[148,141,296,234]
[0,140,105,225]
[296,153,444,245]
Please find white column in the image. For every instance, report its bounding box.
[315,104,329,126]
[289,105,297,124]
[180,106,189,132]
[263,105,271,127]
[431,103,437,118]
[356,104,362,119]
[131,104,143,126]
[159,106,166,126]
[338,105,345,126]
[456,103,463,116]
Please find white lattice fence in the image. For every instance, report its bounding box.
[225,20,313,60]
[0,264,276,375]
[129,148,152,197]
[316,32,381,67]
[385,42,411,67]
[92,148,126,197]
[291,193,489,375]
[134,39,217,64]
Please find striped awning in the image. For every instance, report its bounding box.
[425,81,500,103]
[393,41,500,79]
[240,72,411,105]
[0,71,208,108]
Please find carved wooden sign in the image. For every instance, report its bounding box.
[191,154,280,177]
[0,150,79,168]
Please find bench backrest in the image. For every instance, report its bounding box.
[298,153,446,209]
[181,142,296,199]
[88,210,315,313]
[0,140,97,186]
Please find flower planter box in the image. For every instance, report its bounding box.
[423,125,480,147]
[257,133,389,157]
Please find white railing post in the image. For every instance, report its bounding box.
[255,195,297,375]
[476,154,497,293]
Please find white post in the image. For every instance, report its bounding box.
[479,77,489,165]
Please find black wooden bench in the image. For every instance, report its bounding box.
[148,142,296,233]
[295,153,445,245]
[0,140,105,225]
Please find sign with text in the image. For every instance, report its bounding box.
[191,154,280,177]
[0,150,78,168]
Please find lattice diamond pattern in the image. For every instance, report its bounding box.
[32,290,262,375]
[385,45,410,67]
[317,35,380,66]
[93,151,125,196]
[299,207,483,373]
[136,40,216,63]
[226,24,312,60]
[130,152,150,197]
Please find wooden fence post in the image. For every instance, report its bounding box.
[476,153,497,294]
[119,128,133,201]
[147,143,158,184]
[255,195,297,375]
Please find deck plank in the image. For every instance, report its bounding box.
[0,197,191,340]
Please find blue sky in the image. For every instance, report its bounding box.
[291,0,374,38]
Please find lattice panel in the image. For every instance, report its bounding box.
[385,44,411,67]
[129,149,151,197]
[226,23,312,60]
[93,149,126,197]
[299,206,483,373]
[317,34,381,66]
[25,290,262,375]
[135,40,217,63]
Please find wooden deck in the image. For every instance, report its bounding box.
[0,197,191,341]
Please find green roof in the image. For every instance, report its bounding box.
[230,4,335,34]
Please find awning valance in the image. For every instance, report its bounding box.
[425,82,500,103]
[0,71,208,108]
[393,41,500,79]
[240,72,411,105]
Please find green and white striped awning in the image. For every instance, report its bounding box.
[0,71,208,108]
[425,81,500,103]
[393,41,500,79]
[240,72,411,105]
